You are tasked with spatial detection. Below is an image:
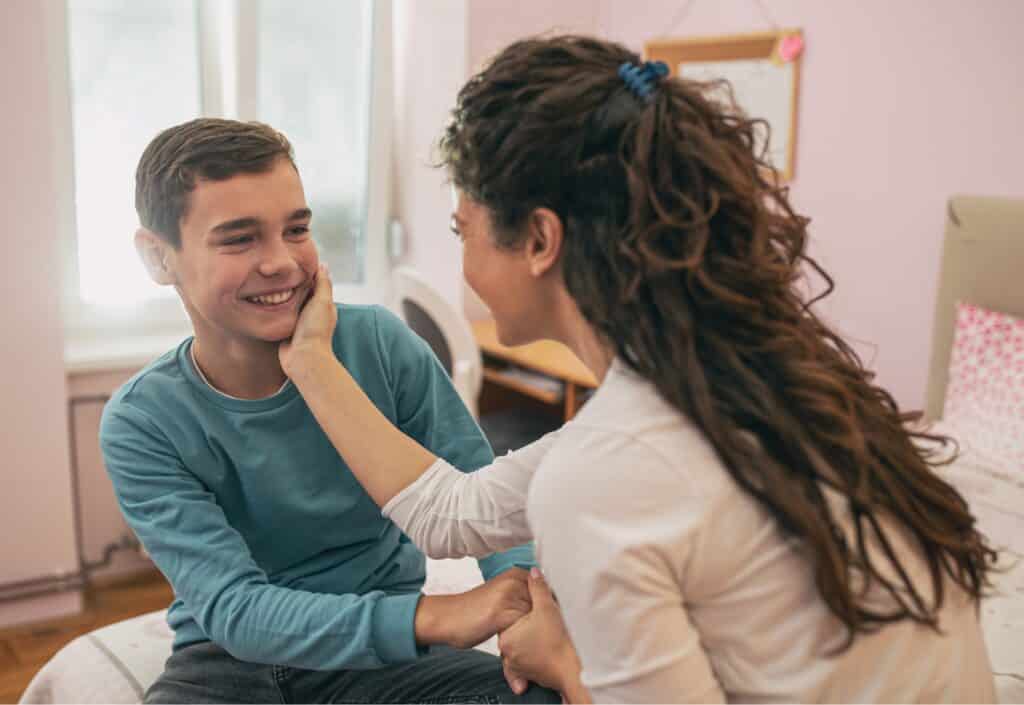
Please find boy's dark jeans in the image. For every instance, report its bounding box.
[145,641,562,704]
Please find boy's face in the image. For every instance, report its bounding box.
[164,158,319,350]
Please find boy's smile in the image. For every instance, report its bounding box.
[244,285,302,307]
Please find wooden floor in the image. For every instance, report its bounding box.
[0,571,172,704]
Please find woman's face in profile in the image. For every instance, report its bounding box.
[451,191,545,347]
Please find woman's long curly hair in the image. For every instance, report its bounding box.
[439,35,995,646]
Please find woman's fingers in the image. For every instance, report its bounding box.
[314,262,333,301]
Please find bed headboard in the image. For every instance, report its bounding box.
[925,195,1024,420]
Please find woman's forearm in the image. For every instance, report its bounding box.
[287,348,437,507]
[381,439,550,557]
[286,345,547,557]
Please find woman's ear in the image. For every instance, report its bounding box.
[524,207,564,278]
[134,228,177,286]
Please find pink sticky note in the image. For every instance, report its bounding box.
[778,34,804,62]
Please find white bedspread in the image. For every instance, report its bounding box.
[929,422,1024,703]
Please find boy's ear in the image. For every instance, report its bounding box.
[524,207,564,278]
[134,228,176,285]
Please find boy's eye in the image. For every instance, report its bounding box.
[288,225,311,237]
[223,235,255,246]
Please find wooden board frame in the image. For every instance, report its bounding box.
[645,29,802,181]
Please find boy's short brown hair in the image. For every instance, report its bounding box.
[135,118,295,248]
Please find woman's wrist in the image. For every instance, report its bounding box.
[555,642,586,701]
[558,658,590,705]
[283,344,338,384]
[560,678,591,705]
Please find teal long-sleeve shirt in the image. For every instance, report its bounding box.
[99,305,534,670]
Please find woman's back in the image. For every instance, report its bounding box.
[528,360,995,702]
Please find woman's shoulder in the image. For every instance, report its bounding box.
[556,360,728,493]
[571,359,695,434]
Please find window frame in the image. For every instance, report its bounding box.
[52,0,394,351]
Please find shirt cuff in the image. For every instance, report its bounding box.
[476,543,537,580]
[370,592,424,664]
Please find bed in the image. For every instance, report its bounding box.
[19,557,498,703]
[19,196,1024,703]
[920,194,1024,703]
[927,431,1024,704]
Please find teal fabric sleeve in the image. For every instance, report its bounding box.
[101,402,422,670]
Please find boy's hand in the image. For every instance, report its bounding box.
[280,263,337,375]
[498,568,583,697]
[415,567,532,650]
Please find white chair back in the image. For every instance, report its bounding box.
[392,266,483,418]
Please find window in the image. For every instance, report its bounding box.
[256,0,373,285]
[60,0,391,338]
[67,0,200,310]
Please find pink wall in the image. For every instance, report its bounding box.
[463,0,1024,409]
[392,0,469,307]
[0,0,81,625]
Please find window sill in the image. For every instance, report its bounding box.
[65,331,191,376]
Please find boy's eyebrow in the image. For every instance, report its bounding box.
[210,217,261,235]
[210,208,312,235]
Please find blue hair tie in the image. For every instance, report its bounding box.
[618,60,669,102]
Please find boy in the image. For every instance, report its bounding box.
[100,118,558,703]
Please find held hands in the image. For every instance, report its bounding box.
[279,263,338,376]
[499,568,583,697]
[414,567,532,651]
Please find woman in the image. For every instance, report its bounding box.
[281,36,996,703]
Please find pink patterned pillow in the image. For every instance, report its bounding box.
[942,302,1024,471]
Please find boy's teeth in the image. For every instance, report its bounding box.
[249,288,295,305]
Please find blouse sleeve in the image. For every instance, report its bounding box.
[380,431,559,558]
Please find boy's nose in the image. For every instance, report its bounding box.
[256,241,300,278]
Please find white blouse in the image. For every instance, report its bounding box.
[383,360,995,703]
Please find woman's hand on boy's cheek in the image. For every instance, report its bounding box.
[280,263,337,374]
